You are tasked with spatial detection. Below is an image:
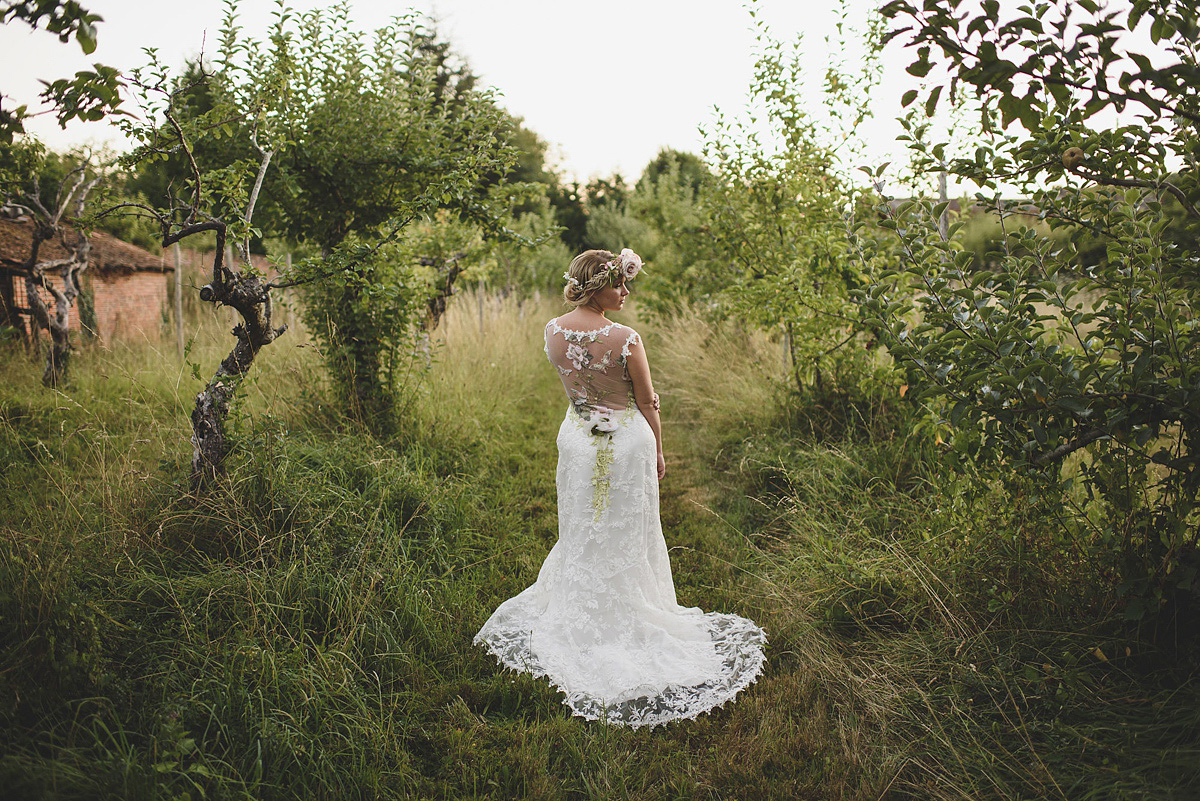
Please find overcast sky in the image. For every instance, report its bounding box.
[0,0,913,182]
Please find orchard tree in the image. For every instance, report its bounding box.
[267,4,521,425]
[580,173,649,257]
[698,12,880,390]
[115,3,297,486]
[625,149,712,317]
[117,0,520,482]
[0,1,123,385]
[856,0,1200,617]
[0,139,99,386]
[121,59,269,250]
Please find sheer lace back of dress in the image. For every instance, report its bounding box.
[545,319,641,419]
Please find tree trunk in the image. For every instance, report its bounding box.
[16,171,99,387]
[24,246,88,388]
[187,229,287,488]
[42,310,71,387]
[326,278,384,420]
[421,252,465,333]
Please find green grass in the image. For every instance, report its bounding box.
[0,295,1196,799]
[695,378,1200,800]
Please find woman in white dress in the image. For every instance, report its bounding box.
[475,248,766,728]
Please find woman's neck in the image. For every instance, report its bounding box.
[573,304,607,320]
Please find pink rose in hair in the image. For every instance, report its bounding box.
[618,248,642,280]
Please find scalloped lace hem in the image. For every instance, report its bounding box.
[474,613,767,729]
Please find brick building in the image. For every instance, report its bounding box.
[0,218,173,342]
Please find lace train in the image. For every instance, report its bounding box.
[475,406,766,728]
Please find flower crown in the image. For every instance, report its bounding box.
[562,248,643,289]
[606,248,643,283]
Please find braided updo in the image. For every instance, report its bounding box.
[562,249,618,307]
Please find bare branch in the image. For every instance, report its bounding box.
[94,200,170,225]
[71,174,101,219]
[241,147,274,260]
[162,220,225,248]
[25,174,53,220]
[50,163,88,226]
[1032,429,1108,466]
[163,107,202,221]
[27,257,77,273]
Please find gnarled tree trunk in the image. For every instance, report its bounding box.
[15,172,99,388]
[180,224,287,488]
[422,251,466,332]
[25,245,89,388]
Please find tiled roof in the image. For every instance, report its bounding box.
[0,218,168,273]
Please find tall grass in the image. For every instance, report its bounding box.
[671,329,1200,799]
[0,294,1196,799]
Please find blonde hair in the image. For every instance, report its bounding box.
[562,249,619,307]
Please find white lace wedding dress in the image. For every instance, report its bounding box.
[474,318,766,728]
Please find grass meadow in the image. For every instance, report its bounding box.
[1,293,1197,799]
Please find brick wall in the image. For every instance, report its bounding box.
[91,270,171,340]
[7,244,282,344]
[1,219,176,344]
[10,268,170,342]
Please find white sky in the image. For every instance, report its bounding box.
[0,0,914,182]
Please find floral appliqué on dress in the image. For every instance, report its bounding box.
[544,319,641,519]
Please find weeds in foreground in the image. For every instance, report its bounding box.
[0,297,1196,799]
[706,381,1200,800]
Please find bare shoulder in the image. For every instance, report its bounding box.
[552,310,611,334]
[612,321,640,340]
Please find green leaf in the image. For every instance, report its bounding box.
[1123,598,1146,621]
[1150,17,1176,43]
[77,22,97,55]
[1056,396,1091,416]
[907,47,933,78]
[925,85,943,117]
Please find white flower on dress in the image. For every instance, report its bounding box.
[588,406,618,435]
[566,342,589,371]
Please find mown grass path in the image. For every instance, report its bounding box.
[417,299,888,799]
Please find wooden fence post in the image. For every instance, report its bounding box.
[285,252,293,329]
[173,242,184,359]
[477,279,484,335]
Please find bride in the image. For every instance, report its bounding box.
[474,248,766,728]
